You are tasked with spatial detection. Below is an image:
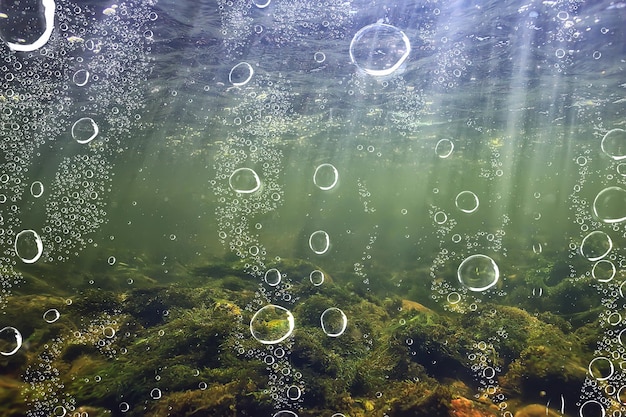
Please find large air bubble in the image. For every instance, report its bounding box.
[0,0,55,51]
[593,186,626,223]
[435,139,454,158]
[592,260,616,283]
[601,128,626,160]
[309,230,330,254]
[579,401,605,417]
[588,356,614,381]
[349,23,411,77]
[229,62,254,86]
[320,307,347,337]
[272,411,298,417]
[250,305,295,344]
[309,270,324,286]
[455,191,479,214]
[264,268,281,286]
[14,229,44,264]
[0,326,22,356]
[30,181,44,198]
[457,254,500,292]
[229,168,261,194]
[72,69,90,87]
[71,118,99,144]
[580,230,612,261]
[313,164,339,190]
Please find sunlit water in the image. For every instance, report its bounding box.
[0,0,625,416]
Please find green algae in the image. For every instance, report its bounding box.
[1,256,602,417]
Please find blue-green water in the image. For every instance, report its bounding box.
[0,0,625,416]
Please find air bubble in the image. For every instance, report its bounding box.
[252,0,271,8]
[435,139,454,158]
[229,62,254,86]
[229,168,261,194]
[1,0,55,51]
[592,260,616,283]
[30,181,44,198]
[580,230,612,261]
[309,270,324,286]
[588,357,614,381]
[593,187,626,224]
[264,268,281,286]
[150,388,162,400]
[455,191,479,213]
[15,229,43,264]
[43,309,60,323]
[309,230,330,255]
[72,69,90,86]
[349,23,411,76]
[601,129,626,160]
[0,326,22,356]
[71,117,99,144]
[313,164,339,190]
[250,305,295,344]
[320,307,348,337]
[457,254,500,292]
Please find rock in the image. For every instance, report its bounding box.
[514,403,568,417]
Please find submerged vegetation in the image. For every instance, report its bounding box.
[0,256,600,417]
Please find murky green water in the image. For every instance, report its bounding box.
[0,0,625,416]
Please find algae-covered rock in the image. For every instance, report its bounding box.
[514,403,570,417]
[393,307,474,381]
[2,256,603,416]
[388,383,452,417]
[142,381,273,417]
[0,376,28,417]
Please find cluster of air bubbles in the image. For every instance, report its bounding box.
[478,139,505,180]
[571,125,626,414]
[212,73,290,272]
[353,226,379,290]
[221,76,296,133]
[233,301,305,409]
[568,147,596,239]
[356,178,376,213]
[0,0,155,331]
[22,337,76,417]
[218,0,353,57]
[21,309,126,416]
[43,154,112,262]
[432,41,469,89]
[518,0,586,75]
[429,205,457,239]
[467,333,507,408]
[379,77,427,134]
[213,140,282,274]
[355,143,383,158]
